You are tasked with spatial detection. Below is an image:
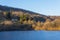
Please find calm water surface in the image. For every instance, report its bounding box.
[0,31,60,40]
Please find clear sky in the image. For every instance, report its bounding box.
[0,0,60,16]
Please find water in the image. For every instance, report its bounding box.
[0,31,60,40]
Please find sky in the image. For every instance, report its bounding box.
[0,0,60,16]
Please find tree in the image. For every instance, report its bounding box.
[6,12,11,20]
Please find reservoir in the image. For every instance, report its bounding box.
[0,31,60,40]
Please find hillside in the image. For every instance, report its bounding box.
[0,5,50,22]
[0,5,44,15]
[0,5,60,31]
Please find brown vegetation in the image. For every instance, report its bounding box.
[0,11,60,31]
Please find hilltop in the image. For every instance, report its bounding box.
[0,5,50,22]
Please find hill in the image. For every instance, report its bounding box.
[0,5,50,22]
[0,5,60,31]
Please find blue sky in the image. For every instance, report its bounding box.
[0,0,60,16]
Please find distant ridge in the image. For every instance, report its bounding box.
[0,5,39,14]
[0,5,47,16]
[0,5,55,21]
